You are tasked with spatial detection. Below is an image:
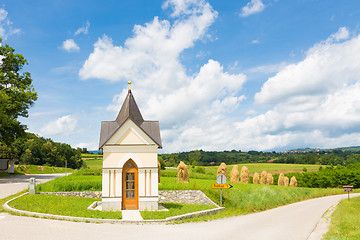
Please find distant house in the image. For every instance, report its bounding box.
[99,82,162,211]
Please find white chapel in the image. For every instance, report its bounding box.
[99,82,162,210]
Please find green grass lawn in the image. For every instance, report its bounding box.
[159,176,344,220]
[163,163,323,180]
[36,169,102,192]
[84,159,102,169]
[9,194,122,220]
[324,196,360,239]
[33,167,346,221]
[141,202,216,220]
[15,163,354,222]
[14,164,73,174]
[82,154,103,169]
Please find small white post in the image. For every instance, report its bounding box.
[29,177,36,194]
[220,189,223,206]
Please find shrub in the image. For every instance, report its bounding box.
[193,166,206,174]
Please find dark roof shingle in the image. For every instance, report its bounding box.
[99,89,162,149]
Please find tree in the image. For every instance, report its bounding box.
[188,150,201,166]
[0,39,37,145]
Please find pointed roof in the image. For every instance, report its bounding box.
[99,85,162,149]
[115,90,144,127]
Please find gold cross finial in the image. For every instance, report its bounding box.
[128,81,132,90]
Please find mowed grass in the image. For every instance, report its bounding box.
[82,154,102,169]
[162,163,323,179]
[159,176,344,220]
[36,169,102,192]
[9,194,122,220]
[84,159,102,169]
[15,164,72,174]
[141,202,216,220]
[324,196,360,239]
[30,163,346,222]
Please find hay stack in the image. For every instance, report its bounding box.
[230,165,239,183]
[260,170,267,184]
[290,176,298,187]
[217,162,228,178]
[157,160,161,183]
[284,176,289,186]
[266,173,274,185]
[278,173,285,186]
[240,166,249,184]
[253,172,260,184]
[177,161,189,183]
[37,166,45,171]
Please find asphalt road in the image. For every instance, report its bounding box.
[1,185,358,240]
[0,173,68,199]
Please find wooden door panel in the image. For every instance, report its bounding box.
[122,161,138,210]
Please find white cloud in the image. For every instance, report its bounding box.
[155,26,360,152]
[0,9,8,21]
[235,26,360,150]
[79,2,360,152]
[326,26,349,43]
[61,39,80,52]
[255,27,358,104]
[240,0,265,17]
[0,8,20,40]
[251,39,260,44]
[74,21,90,36]
[80,0,247,152]
[247,61,288,74]
[40,115,78,136]
[75,142,98,150]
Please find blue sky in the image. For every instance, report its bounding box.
[2,0,360,152]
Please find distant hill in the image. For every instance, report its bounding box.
[88,150,102,155]
[333,146,360,151]
[290,146,360,152]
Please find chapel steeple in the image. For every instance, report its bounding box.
[99,83,162,149]
[115,81,144,127]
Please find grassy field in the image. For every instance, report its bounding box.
[162,163,323,180]
[32,166,348,221]
[141,202,216,219]
[159,176,345,221]
[9,194,122,220]
[36,169,102,192]
[324,196,360,239]
[82,154,102,169]
[15,165,72,174]
[0,165,71,176]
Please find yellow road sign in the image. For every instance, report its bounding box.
[212,184,233,189]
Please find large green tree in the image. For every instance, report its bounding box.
[0,39,37,145]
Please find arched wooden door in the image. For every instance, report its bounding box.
[122,159,138,210]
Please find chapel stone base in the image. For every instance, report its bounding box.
[102,197,159,211]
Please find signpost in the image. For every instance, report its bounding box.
[212,184,233,189]
[343,185,353,200]
[212,174,233,205]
